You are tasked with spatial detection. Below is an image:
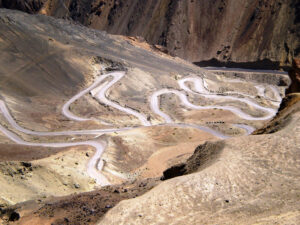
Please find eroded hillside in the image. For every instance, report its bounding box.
[4,95,300,225]
[0,8,298,225]
[99,94,300,225]
[1,0,299,68]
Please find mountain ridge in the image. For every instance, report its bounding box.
[1,0,299,69]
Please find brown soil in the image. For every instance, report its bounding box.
[0,144,69,161]
[3,178,160,225]
[0,8,296,225]
[286,58,300,93]
[253,93,300,134]
[99,95,300,225]
[2,0,298,68]
[161,141,225,180]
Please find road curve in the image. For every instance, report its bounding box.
[91,72,151,126]
[0,70,282,186]
[151,88,275,121]
[166,123,229,139]
[0,72,236,186]
[211,77,281,106]
[0,100,131,136]
[0,123,109,185]
[62,73,107,122]
[178,77,278,120]
[166,123,255,138]
[63,71,151,126]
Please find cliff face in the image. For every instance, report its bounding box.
[287,58,300,93]
[0,0,46,13]
[1,0,299,68]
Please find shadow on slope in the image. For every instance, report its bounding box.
[162,93,300,181]
[161,141,225,180]
[194,58,291,71]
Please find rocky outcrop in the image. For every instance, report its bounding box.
[0,0,46,13]
[39,0,300,69]
[254,93,300,134]
[161,141,225,180]
[1,0,299,69]
[2,178,160,224]
[287,58,300,93]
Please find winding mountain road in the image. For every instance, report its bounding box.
[0,123,109,185]
[91,72,151,126]
[0,100,131,136]
[177,76,279,120]
[0,70,283,186]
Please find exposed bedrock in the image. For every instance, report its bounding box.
[1,0,299,69]
[0,0,46,13]
[287,58,300,93]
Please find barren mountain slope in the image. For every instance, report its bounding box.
[0,8,212,206]
[99,94,300,225]
[1,0,299,68]
[6,94,300,225]
[0,8,296,225]
[0,0,46,13]
[0,9,289,208]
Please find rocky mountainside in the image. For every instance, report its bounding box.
[0,2,299,224]
[0,6,298,225]
[287,58,300,93]
[1,0,299,69]
[0,0,46,13]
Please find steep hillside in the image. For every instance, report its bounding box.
[0,0,46,13]
[1,0,299,69]
[0,8,294,224]
[99,94,300,225]
[7,95,300,225]
[287,58,300,93]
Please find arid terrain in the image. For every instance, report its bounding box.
[0,5,299,225]
[1,0,299,69]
